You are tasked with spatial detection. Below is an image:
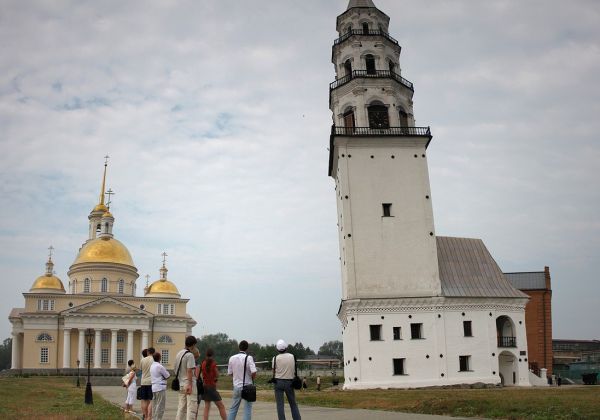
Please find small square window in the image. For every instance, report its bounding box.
[393,358,405,375]
[370,324,382,341]
[459,355,471,372]
[382,203,392,217]
[393,327,402,340]
[410,323,423,339]
[463,321,473,337]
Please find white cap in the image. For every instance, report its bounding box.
[276,339,287,351]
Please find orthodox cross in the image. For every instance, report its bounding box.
[161,252,168,266]
[105,188,115,209]
[104,154,110,165]
[48,245,54,260]
[145,274,150,288]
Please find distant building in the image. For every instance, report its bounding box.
[553,339,600,366]
[505,268,553,375]
[8,162,196,373]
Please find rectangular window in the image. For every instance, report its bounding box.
[162,349,169,364]
[459,355,471,372]
[170,304,175,315]
[117,333,125,343]
[410,323,423,339]
[463,321,473,337]
[42,299,49,311]
[393,358,405,375]
[85,348,94,365]
[40,347,49,363]
[101,332,109,343]
[369,324,382,341]
[117,349,124,364]
[101,348,109,364]
[393,327,402,340]
[50,300,55,311]
[382,203,392,217]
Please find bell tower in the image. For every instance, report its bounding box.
[329,0,441,300]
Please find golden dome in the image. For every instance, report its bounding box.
[72,237,135,267]
[146,279,180,297]
[93,203,108,213]
[30,274,66,293]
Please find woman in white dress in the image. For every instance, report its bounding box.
[123,359,138,413]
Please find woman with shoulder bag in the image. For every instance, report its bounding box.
[201,348,227,420]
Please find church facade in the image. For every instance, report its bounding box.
[8,162,196,372]
[329,0,531,388]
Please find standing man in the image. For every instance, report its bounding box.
[150,352,170,420]
[140,347,156,420]
[272,339,301,420]
[175,336,198,420]
[227,340,256,420]
[316,376,321,391]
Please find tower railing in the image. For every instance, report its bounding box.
[331,125,431,137]
[334,29,399,47]
[497,336,517,348]
[330,70,414,92]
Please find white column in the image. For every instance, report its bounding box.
[110,329,118,368]
[141,330,149,351]
[94,330,102,368]
[127,330,134,363]
[78,330,85,365]
[11,332,19,369]
[62,329,71,369]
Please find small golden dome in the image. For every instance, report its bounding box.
[146,279,180,297]
[93,203,108,213]
[102,211,113,218]
[30,274,66,293]
[72,237,135,267]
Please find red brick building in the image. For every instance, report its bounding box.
[505,267,553,375]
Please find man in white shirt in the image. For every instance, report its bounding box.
[272,339,301,420]
[150,352,170,420]
[175,336,198,420]
[227,340,257,420]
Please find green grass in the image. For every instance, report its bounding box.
[0,377,124,419]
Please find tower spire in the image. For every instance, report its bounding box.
[98,155,109,206]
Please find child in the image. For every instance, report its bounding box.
[123,359,137,413]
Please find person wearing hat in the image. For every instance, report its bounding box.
[271,339,301,420]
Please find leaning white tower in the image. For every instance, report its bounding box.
[329,0,531,389]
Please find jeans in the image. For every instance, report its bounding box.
[227,386,253,420]
[274,379,301,420]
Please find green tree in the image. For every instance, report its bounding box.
[0,337,12,370]
[196,333,238,365]
[318,340,343,360]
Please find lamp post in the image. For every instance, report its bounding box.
[84,328,93,404]
[76,359,80,387]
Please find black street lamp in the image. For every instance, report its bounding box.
[76,359,80,387]
[84,328,93,404]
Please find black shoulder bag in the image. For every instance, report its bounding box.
[292,354,302,390]
[171,350,190,391]
[241,354,257,402]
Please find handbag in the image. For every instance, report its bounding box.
[136,386,142,400]
[171,350,190,391]
[241,354,256,402]
[122,371,133,387]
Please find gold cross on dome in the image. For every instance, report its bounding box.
[48,245,54,260]
[105,188,115,208]
[161,252,168,266]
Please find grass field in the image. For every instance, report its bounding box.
[0,376,123,419]
[0,375,599,419]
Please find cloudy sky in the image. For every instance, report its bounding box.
[1,0,599,350]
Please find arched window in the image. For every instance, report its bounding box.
[101,278,108,292]
[96,223,101,233]
[84,278,91,293]
[343,109,355,134]
[118,279,124,294]
[362,22,369,34]
[399,108,409,127]
[388,60,396,74]
[368,102,390,129]
[36,332,53,342]
[157,335,173,344]
[346,24,352,34]
[344,59,352,77]
[365,54,376,75]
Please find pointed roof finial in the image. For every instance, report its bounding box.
[48,245,54,262]
[99,155,109,206]
[160,252,168,280]
[105,188,115,210]
[145,274,150,288]
[46,245,55,275]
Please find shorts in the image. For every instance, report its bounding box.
[140,384,153,400]
[202,386,222,402]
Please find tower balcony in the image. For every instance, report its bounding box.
[497,336,517,348]
[331,125,431,137]
[333,29,400,48]
[330,70,414,92]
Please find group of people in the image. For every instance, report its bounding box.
[122,336,302,420]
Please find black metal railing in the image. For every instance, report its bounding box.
[497,336,517,348]
[334,29,399,46]
[331,125,431,137]
[330,70,414,91]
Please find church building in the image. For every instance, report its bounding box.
[329,0,531,388]
[8,161,196,372]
